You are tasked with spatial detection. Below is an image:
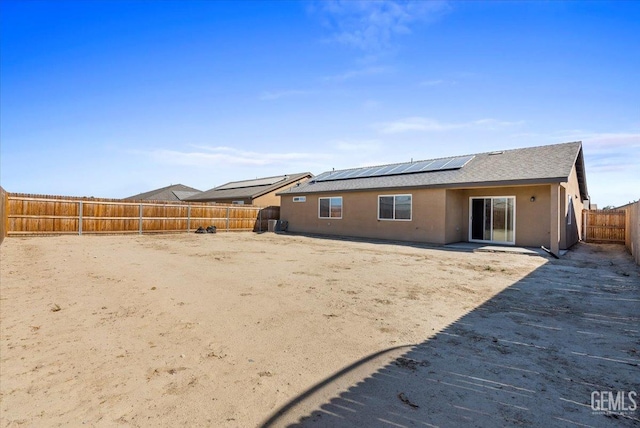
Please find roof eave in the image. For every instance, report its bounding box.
[279,177,569,195]
[573,145,589,201]
[251,173,312,199]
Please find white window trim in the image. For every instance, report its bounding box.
[293,196,306,203]
[318,196,343,219]
[377,194,412,221]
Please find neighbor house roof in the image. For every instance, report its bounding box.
[125,184,202,201]
[279,142,588,200]
[186,172,313,202]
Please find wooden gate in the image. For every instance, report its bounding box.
[582,209,626,243]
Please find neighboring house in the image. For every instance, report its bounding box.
[125,184,202,202]
[278,142,589,255]
[186,173,312,206]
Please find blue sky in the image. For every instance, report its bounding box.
[1,1,638,206]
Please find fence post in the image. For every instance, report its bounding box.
[78,201,83,235]
[187,204,191,233]
[259,208,262,232]
[139,204,143,235]
[226,207,230,232]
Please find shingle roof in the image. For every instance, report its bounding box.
[186,172,313,202]
[125,184,202,201]
[279,142,588,199]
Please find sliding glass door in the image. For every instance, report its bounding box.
[470,197,515,244]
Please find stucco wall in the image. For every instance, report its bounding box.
[444,190,464,243]
[561,164,585,248]
[254,176,311,207]
[281,188,449,244]
[281,184,562,247]
[458,185,552,248]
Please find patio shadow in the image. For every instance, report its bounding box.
[261,244,640,427]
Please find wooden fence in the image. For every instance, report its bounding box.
[582,209,626,244]
[619,201,640,265]
[6,193,279,236]
[0,187,7,245]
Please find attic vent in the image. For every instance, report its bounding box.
[489,151,504,155]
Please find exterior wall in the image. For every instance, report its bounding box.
[282,184,563,248]
[253,192,279,207]
[444,189,464,243]
[209,198,253,205]
[281,188,448,244]
[254,176,312,207]
[453,185,552,248]
[209,176,312,207]
[560,164,585,249]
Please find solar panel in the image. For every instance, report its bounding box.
[340,169,364,179]
[404,161,433,173]
[443,155,474,169]
[352,167,378,178]
[387,164,411,174]
[371,165,400,176]
[216,175,288,190]
[313,155,475,182]
[313,172,331,181]
[327,170,352,180]
[422,158,450,171]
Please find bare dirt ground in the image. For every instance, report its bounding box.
[0,233,637,427]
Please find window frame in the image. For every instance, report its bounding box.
[293,196,306,203]
[377,194,412,221]
[318,196,343,219]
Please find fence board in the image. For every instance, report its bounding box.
[6,193,280,236]
[582,209,626,243]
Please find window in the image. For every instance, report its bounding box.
[293,196,306,203]
[232,200,245,205]
[378,194,412,220]
[319,197,342,219]
[567,195,573,225]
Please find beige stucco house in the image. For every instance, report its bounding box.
[278,142,588,255]
[186,173,312,206]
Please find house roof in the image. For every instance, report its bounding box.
[125,184,202,201]
[186,172,313,202]
[279,142,589,200]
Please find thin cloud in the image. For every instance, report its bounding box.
[580,133,640,174]
[377,117,453,133]
[324,65,391,81]
[419,79,447,87]
[362,99,381,110]
[376,117,523,134]
[141,146,329,167]
[313,0,450,51]
[333,139,382,152]
[471,118,525,130]
[578,132,640,150]
[259,89,313,101]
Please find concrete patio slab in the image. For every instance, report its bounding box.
[445,242,571,257]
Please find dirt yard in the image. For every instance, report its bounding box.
[0,233,637,427]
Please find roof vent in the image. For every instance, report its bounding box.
[489,151,504,155]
